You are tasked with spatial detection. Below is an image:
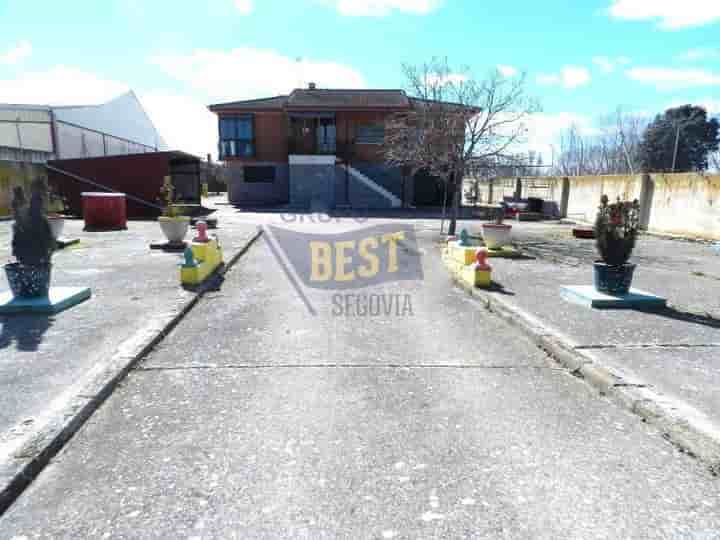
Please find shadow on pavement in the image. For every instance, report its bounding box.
[0,315,54,352]
[487,282,516,296]
[635,305,720,329]
[231,205,492,221]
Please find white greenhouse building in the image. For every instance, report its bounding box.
[0,91,167,164]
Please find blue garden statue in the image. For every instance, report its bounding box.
[459,229,470,247]
[183,247,198,268]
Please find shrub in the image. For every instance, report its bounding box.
[594,195,640,266]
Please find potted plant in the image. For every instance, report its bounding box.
[5,183,56,298]
[593,195,640,295]
[157,176,190,245]
[46,179,67,240]
[481,203,513,249]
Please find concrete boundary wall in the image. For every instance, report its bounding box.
[482,173,720,240]
[0,161,46,217]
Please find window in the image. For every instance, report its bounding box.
[356,124,385,144]
[244,165,275,183]
[219,116,254,158]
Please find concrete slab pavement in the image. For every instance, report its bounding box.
[452,221,720,470]
[0,201,259,511]
[1,224,719,538]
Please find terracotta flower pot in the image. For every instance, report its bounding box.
[482,223,512,249]
[158,216,190,244]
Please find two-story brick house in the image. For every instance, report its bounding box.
[208,84,461,210]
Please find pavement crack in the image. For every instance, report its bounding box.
[134,363,564,371]
[575,343,720,350]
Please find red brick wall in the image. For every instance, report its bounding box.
[220,110,393,164]
[221,112,288,164]
[337,111,390,164]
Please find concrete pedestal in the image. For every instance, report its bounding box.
[0,287,92,314]
[561,285,667,309]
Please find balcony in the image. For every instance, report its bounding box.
[288,137,355,161]
[288,136,336,156]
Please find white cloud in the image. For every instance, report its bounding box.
[0,40,32,65]
[517,112,596,164]
[139,93,217,158]
[562,67,591,88]
[592,56,631,73]
[235,0,253,15]
[0,65,216,157]
[677,47,719,61]
[536,73,560,86]
[607,0,720,29]
[536,66,591,89]
[497,65,518,77]
[150,47,366,102]
[321,0,442,16]
[626,67,720,89]
[0,65,129,105]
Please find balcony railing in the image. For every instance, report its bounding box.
[288,138,355,159]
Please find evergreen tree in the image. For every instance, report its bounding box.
[639,105,719,172]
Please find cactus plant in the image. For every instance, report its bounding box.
[5,180,56,298]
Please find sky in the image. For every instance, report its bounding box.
[1,0,719,161]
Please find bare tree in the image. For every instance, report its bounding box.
[709,149,720,172]
[551,109,648,176]
[384,57,538,235]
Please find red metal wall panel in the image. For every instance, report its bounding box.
[47,152,196,219]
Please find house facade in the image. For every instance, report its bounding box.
[209,86,439,210]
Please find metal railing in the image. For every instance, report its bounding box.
[287,137,343,156]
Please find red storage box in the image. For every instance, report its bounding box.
[82,192,127,231]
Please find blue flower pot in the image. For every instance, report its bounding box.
[593,262,635,296]
[4,262,52,299]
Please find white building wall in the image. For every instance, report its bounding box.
[0,106,54,154]
[53,91,165,152]
[1,90,168,162]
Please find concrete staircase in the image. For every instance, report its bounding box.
[350,163,404,201]
[336,164,402,209]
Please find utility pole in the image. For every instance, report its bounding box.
[619,130,635,175]
[671,122,681,173]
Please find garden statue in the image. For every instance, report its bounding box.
[183,247,198,268]
[458,229,470,247]
[475,248,491,271]
[193,221,210,243]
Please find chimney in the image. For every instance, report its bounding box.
[308,82,317,90]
